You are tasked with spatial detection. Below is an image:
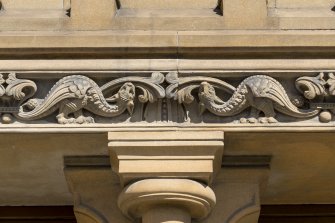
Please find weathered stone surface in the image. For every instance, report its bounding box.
[109,131,224,185]
[223,0,270,29]
[0,1,335,223]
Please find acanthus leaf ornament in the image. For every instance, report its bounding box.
[327,73,335,96]
[0,74,5,97]
[0,73,37,123]
[295,72,327,100]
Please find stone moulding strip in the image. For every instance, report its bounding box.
[64,155,271,169]
[2,30,335,48]
[1,125,335,133]
[1,59,335,71]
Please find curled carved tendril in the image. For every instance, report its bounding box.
[6,80,37,101]
[295,73,326,100]
[137,86,155,103]
[176,85,198,104]
[327,73,335,95]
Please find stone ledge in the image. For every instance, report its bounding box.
[0,30,334,48]
[64,155,271,168]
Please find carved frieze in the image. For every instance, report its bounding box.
[1,71,335,124]
[0,72,165,124]
[167,72,325,123]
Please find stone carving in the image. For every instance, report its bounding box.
[166,71,236,121]
[0,73,37,123]
[167,73,322,123]
[295,73,327,100]
[166,71,236,104]
[296,72,335,122]
[1,71,335,124]
[101,71,165,104]
[17,75,135,124]
[14,72,165,124]
[198,75,320,123]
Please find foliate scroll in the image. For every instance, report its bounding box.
[0,72,334,124]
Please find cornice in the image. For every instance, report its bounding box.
[0,30,335,59]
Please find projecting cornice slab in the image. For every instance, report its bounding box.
[0,31,335,58]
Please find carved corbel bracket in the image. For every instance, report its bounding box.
[118,179,216,223]
[109,130,224,223]
[64,132,272,223]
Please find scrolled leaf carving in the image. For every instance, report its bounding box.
[327,73,335,96]
[5,72,37,102]
[101,72,165,103]
[0,74,6,97]
[166,72,236,104]
[295,73,327,100]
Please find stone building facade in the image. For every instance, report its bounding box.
[0,0,335,222]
